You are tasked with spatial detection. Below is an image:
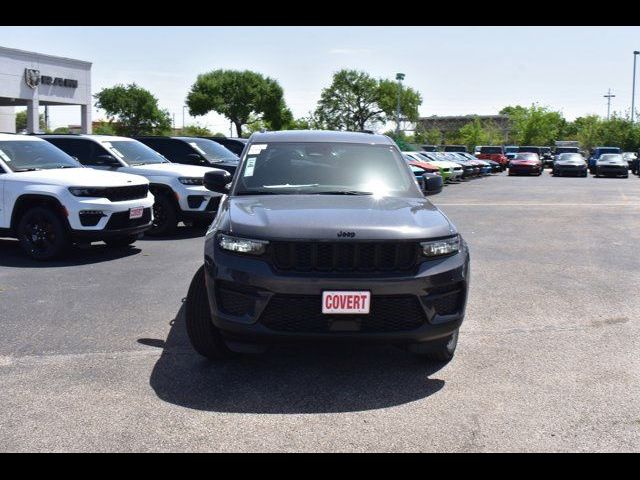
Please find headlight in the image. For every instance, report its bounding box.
[179,177,204,185]
[68,187,104,197]
[421,235,460,257]
[218,233,268,255]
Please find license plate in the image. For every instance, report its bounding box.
[129,207,144,219]
[322,291,370,314]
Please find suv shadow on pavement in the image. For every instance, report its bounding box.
[0,238,142,268]
[141,303,447,414]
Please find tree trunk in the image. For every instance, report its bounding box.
[234,120,243,138]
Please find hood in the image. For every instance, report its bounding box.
[7,167,148,187]
[227,195,456,240]
[556,159,586,166]
[123,162,217,177]
[511,159,540,165]
[596,158,626,166]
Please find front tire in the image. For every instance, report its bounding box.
[411,328,459,362]
[104,234,139,248]
[185,265,233,360]
[148,192,178,236]
[17,206,69,261]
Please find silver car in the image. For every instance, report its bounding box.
[595,153,629,178]
[553,153,587,177]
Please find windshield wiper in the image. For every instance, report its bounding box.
[313,190,374,195]
[12,167,41,172]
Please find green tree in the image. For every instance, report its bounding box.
[314,69,422,131]
[182,124,212,136]
[15,110,46,131]
[94,83,171,136]
[93,121,117,135]
[501,104,565,145]
[186,69,289,137]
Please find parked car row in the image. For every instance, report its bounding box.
[0,132,246,259]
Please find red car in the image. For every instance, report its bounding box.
[508,153,543,176]
[405,158,441,175]
[477,145,508,170]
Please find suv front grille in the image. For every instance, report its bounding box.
[103,185,149,202]
[260,294,426,333]
[269,241,420,273]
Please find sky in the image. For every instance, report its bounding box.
[1,26,639,133]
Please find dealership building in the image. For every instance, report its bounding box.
[0,46,92,133]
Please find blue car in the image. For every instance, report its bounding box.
[588,146,621,174]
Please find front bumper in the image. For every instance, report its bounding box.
[596,165,628,176]
[72,207,153,239]
[202,239,470,345]
[555,165,587,176]
[509,165,541,175]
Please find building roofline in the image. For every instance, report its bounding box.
[0,45,92,67]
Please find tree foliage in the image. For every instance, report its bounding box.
[186,69,289,137]
[15,111,46,131]
[182,124,212,136]
[502,104,565,145]
[94,83,171,136]
[314,69,422,131]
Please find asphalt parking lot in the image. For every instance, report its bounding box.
[1,171,639,452]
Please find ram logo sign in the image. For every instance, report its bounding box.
[24,69,41,89]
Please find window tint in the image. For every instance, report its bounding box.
[141,139,197,164]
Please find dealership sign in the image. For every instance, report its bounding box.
[24,68,78,89]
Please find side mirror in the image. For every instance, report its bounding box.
[186,153,204,165]
[422,173,443,195]
[204,170,232,193]
[95,154,119,167]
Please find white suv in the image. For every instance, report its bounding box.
[40,134,224,235]
[0,134,154,260]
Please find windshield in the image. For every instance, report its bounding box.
[518,146,541,153]
[103,140,169,166]
[600,154,623,162]
[233,142,419,196]
[0,140,80,172]
[480,146,503,154]
[505,146,518,153]
[181,138,238,163]
[595,148,620,157]
[556,147,579,154]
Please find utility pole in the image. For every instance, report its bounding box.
[632,51,640,122]
[604,88,615,120]
[182,105,187,130]
[395,73,405,136]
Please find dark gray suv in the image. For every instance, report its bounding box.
[186,131,470,362]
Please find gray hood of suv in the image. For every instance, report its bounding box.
[227,195,456,240]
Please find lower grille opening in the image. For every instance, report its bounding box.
[216,281,257,317]
[104,208,152,230]
[260,294,427,333]
[423,283,464,316]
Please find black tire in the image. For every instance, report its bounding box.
[17,206,69,261]
[104,234,139,248]
[148,192,178,236]
[411,328,459,362]
[185,265,233,360]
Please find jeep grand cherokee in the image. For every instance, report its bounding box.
[185,131,470,362]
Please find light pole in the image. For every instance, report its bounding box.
[395,72,405,136]
[182,105,188,130]
[632,51,640,123]
[604,88,615,120]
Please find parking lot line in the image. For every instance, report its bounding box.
[435,203,639,207]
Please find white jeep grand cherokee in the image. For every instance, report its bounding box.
[40,134,224,235]
[0,134,154,260]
